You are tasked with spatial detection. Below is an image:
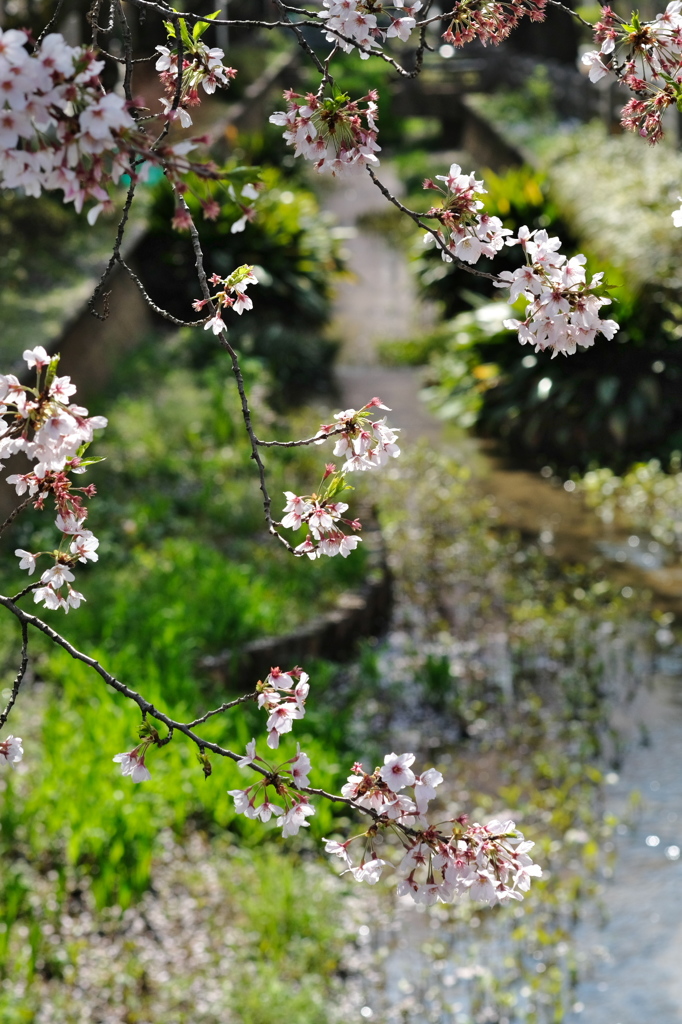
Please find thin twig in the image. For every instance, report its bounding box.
[35,0,68,47]
[11,581,41,604]
[176,191,296,552]
[367,167,499,282]
[117,257,207,326]
[185,691,258,729]
[0,620,28,730]
[0,496,34,539]
[255,425,345,449]
[271,0,329,79]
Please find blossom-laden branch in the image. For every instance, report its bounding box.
[440,0,547,47]
[0,0,678,921]
[0,29,228,224]
[1,347,106,612]
[279,398,401,558]
[0,584,542,908]
[422,163,620,356]
[581,0,682,172]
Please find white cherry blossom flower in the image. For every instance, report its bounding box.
[15,549,36,574]
[379,751,416,792]
[280,799,315,837]
[0,734,23,768]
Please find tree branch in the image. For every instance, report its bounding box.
[0,619,28,730]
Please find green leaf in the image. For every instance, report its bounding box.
[193,10,221,40]
[44,355,60,390]
[178,17,193,52]
[163,19,176,38]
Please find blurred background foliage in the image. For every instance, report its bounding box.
[0,7,681,1020]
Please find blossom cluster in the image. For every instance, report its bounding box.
[317,0,423,56]
[108,671,542,904]
[0,734,23,769]
[257,666,310,749]
[582,4,682,148]
[5,346,106,612]
[423,162,511,265]
[226,665,316,834]
[495,228,619,356]
[327,753,541,904]
[441,0,547,47]
[281,397,400,559]
[193,264,258,335]
[424,165,619,356]
[0,28,134,219]
[229,743,315,836]
[155,19,237,129]
[269,89,380,177]
[0,28,226,222]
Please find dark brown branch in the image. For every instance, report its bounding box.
[11,581,41,604]
[35,0,68,47]
[0,620,28,730]
[117,257,206,326]
[0,593,270,773]
[115,0,136,105]
[0,496,34,539]
[0,597,458,845]
[88,173,140,321]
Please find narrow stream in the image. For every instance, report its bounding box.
[325,163,682,1023]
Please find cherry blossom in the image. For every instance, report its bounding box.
[289,749,312,788]
[280,798,316,837]
[320,754,542,905]
[14,549,36,575]
[4,349,106,611]
[0,734,23,769]
[229,739,316,827]
[281,398,399,558]
[317,0,422,55]
[441,0,546,48]
[113,748,152,783]
[257,665,310,748]
[352,857,387,883]
[495,229,619,356]
[0,29,229,222]
[155,28,236,129]
[423,164,512,265]
[581,4,682,144]
[269,89,380,177]
[379,751,416,792]
[193,265,258,334]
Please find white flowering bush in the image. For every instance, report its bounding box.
[1,0,681,931]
